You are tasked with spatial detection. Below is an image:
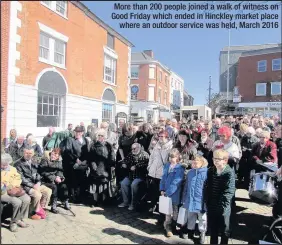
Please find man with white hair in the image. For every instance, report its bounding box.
[5,135,25,162]
[118,143,149,211]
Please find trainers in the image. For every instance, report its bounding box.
[30,214,41,220]
[118,203,128,208]
[17,220,30,228]
[128,205,134,211]
[10,223,18,232]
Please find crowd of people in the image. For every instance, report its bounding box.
[1,114,282,244]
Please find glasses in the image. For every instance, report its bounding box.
[154,127,160,130]
[132,147,137,150]
[159,135,166,138]
[218,135,225,138]
[213,158,225,161]
[159,120,165,122]
[98,135,104,137]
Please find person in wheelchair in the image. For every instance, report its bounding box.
[251,130,278,173]
[118,143,149,211]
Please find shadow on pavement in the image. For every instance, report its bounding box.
[90,207,164,235]
[230,212,273,244]
[102,227,194,244]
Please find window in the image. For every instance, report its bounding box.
[272,58,282,71]
[164,92,167,105]
[41,1,67,18]
[159,71,162,82]
[107,33,115,50]
[37,92,62,127]
[39,32,66,67]
[158,89,161,103]
[257,60,267,72]
[271,82,281,95]
[102,103,113,123]
[148,86,155,101]
[171,78,174,87]
[131,66,139,78]
[165,75,168,86]
[149,67,155,79]
[256,83,266,96]
[104,54,116,84]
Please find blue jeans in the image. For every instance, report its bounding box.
[120,177,143,206]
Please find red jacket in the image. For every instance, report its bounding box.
[252,140,278,164]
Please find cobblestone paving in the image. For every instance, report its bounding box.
[1,189,273,244]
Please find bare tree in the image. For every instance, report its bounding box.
[206,92,227,115]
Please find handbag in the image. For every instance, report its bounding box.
[7,187,25,197]
[177,206,188,225]
[158,195,173,215]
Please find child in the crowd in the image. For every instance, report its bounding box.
[181,155,208,244]
[160,148,185,237]
[204,149,236,244]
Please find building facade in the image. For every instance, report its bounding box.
[219,43,281,104]
[170,71,184,117]
[183,90,194,106]
[130,50,171,123]
[2,1,133,142]
[236,47,282,118]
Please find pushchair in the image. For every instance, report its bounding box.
[248,162,282,244]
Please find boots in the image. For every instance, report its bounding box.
[64,200,71,210]
[179,226,188,239]
[199,232,206,244]
[188,230,194,240]
[51,198,58,214]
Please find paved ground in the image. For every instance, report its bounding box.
[1,189,273,244]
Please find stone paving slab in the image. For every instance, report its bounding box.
[1,189,272,244]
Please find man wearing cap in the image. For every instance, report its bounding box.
[60,126,90,203]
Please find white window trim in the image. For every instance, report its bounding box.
[148,84,156,87]
[38,22,69,43]
[104,46,118,60]
[103,53,117,85]
[40,1,68,19]
[149,67,155,79]
[38,24,68,69]
[256,83,267,96]
[272,58,282,71]
[257,60,267,72]
[271,82,281,95]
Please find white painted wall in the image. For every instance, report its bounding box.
[170,71,184,107]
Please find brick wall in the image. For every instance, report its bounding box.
[1,1,10,140]
[16,1,129,103]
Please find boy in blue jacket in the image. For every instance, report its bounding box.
[160,148,185,237]
[181,155,208,244]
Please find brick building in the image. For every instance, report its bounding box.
[1,1,10,140]
[2,1,133,142]
[236,46,282,117]
[130,50,171,123]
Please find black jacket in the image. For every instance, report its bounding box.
[42,134,52,150]
[5,142,25,162]
[14,157,41,193]
[87,141,115,181]
[39,158,64,184]
[135,131,153,153]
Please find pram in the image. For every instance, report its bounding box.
[248,162,282,244]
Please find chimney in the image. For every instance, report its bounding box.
[143,50,153,58]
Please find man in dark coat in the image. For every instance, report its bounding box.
[42,127,55,150]
[60,126,89,203]
[5,135,25,162]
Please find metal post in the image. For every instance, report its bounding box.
[227,28,231,103]
[208,75,212,107]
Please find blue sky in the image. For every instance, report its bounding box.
[83,1,281,105]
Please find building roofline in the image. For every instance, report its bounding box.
[131,59,171,74]
[221,43,281,51]
[71,1,134,47]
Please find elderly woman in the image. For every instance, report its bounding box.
[1,153,31,232]
[26,134,43,158]
[147,130,173,213]
[39,148,69,213]
[238,127,259,187]
[148,124,165,154]
[87,129,115,206]
[5,135,25,162]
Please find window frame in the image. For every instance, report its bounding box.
[271,81,281,95]
[39,31,66,69]
[158,88,161,103]
[256,83,267,96]
[41,1,68,19]
[103,54,117,85]
[257,60,267,72]
[131,65,139,79]
[272,58,282,71]
[159,71,162,82]
[102,103,114,123]
[149,67,155,79]
[107,33,115,50]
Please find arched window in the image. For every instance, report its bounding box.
[37,71,67,127]
[102,89,116,123]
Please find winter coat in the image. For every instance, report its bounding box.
[147,140,173,179]
[87,141,115,182]
[14,157,41,193]
[252,140,278,164]
[1,166,22,194]
[239,135,259,165]
[123,150,149,180]
[26,143,43,158]
[275,138,282,167]
[197,138,214,160]
[135,131,153,153]
[210,126,220,142]
[160,163,185,205]
[182,163,208,213]
[38,158,64,184]
[231,135,242,159]
[204,165,235,215]
[42,134,52,150]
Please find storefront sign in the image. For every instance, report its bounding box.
[233,96,241,103]
[239,102,282,108]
